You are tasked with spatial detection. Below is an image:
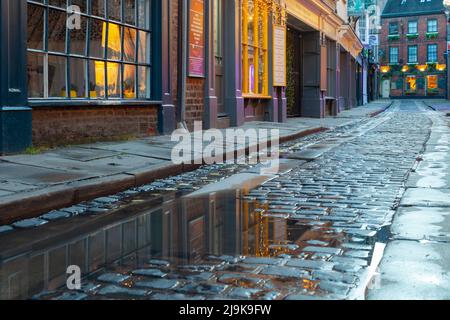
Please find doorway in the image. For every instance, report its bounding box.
[286,27,303,117]
[214,0,226,116]
[382,79,390,98]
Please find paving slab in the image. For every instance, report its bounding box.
[392,207,450,240]
[401,188,450,207]
[368,240,450,300]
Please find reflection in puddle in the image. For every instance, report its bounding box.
[0,187,340,300]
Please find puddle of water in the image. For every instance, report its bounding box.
[0,185,350,300]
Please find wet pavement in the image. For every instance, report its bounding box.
[0,100,447,300]
[368,101,450,300]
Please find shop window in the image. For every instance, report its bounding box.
[26,0,152,100]
[242,0,269,96]
[427,75,438,90]
[406,75,417,91]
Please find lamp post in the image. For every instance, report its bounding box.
[443,0,450,99]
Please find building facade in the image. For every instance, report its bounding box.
[0,0,363,155]
[379,0,447,99]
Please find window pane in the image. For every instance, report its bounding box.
[70,16,88,55]
[27,52,45,98]
[124,27,137,62]
[89,60,106,98]
[48,55,67,97]
[248,46,255,93]
[124,0,136,25]
[70,58,87,98]
[138,31,150,63]
[137,0,149,28]
[107,23,122,60]
[138,66,150,98]
[28,4,45,50]
[123,64,136,98]
[71,0,87,12]
[49,0,66,9]
[108,0,121,21]
[107,62,121,97]
[428,75,438,89]
[48,8,67,52]
[258,49,264,93]
[92,0,105,17]
[406,76,416,91]
[90,18,106,58]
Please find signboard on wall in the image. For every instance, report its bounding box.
[188,0,205,77]
[273,25,287,87]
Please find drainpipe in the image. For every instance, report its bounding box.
[177,0,188,130]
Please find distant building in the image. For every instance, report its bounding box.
[379,0,447,98]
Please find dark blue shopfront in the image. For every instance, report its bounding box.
[0,0,174,155]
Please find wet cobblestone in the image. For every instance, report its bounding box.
[27,104,435,300]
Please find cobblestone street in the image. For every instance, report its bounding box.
[1,100,449,300]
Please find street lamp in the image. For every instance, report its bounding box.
[443,0,450,99]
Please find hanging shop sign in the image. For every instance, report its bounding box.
[188,0,205,77]
[273,25,287,87]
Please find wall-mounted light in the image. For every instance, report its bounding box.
[401,65,409,73]
[380,66,390,73]
[437,64,447,71]
[416,65,427,72]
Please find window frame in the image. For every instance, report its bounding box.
[408,20,418,34]
[26,0,154,103]
[408,45,418,63]
[389,22,399,35]
[427,44,438,63]
[389,47,399,64]
[427,19,438,33]
[242,0,270,98]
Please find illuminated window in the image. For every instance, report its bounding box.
[406,75,417,91]
[242,0,269,96]
[427,75,438,90]
[27,0,152,100]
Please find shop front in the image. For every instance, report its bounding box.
[284,0,363,118]
[1,0,175,153]
[380,64,447,98]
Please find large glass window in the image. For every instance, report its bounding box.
[389,47,399,64]
[242,0,269,96]
[27,0,152,100]
[408,46,418,63]
[406,75,416,92]
[427,44,438,62]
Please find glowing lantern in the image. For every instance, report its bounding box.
[380,66,390,73]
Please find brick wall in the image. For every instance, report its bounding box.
[380,14,447,65]
[32,106,159,147]
[380,13,447,97]
[185,77,205,131]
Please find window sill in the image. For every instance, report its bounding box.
[242,94,272,100]
[28,99,163,108]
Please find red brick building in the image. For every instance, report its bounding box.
[379,0,447,99]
